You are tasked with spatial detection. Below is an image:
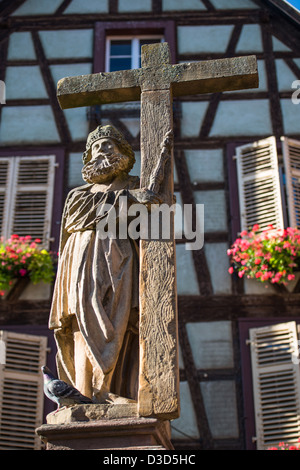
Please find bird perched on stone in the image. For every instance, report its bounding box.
[41,365,93,411]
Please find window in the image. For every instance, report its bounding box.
[94,21,176,73]
[0,330,48,450]
[230,137,300,235]
[105,36,164,72]
[0,151,64,250]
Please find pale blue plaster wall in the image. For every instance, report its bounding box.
[171,382,200,440]
[39,30,93,59]
[205,243,231,294]
[180,102,209,138]
[185,149,224,184]
[12,0,64,15]
[194,190,227,233]
[0,106,60,144]
[50,64,92,86]
[200,381,239,438]
[163,0,206,10]
[5,66,48,100]
[176,244,200,295]
[209,0,257,9]
[7,32,36,60]
[68,153,85,188]
[63,108,90,142]
[281,99,300,135]
[186,321,234,369]
[272,37,292,52]
[209,100,272,137]
[118,0,152,12]
[236,24,263,53]
[177,25,234,54]
[276,60,299,91]
[64,0,109,14]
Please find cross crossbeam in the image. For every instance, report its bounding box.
[57,51,258,109]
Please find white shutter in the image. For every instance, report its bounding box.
[281,137,300,229]
[0,331,48,450]
[236,137,284,232]
[249,322,300,450]
[0,155,56,248]
[0,158,15,239]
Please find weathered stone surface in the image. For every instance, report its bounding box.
[57,43,258,109]
[36,416,174,450]
[138,85,179,419]
[46,403,138,425]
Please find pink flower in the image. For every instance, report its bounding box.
[228,267,234,274]
[255,258,261,265]
[19,268,27,277]
[288,274,295,281]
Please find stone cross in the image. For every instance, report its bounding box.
[57,43,258,420]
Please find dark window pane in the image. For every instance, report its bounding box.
[110,40,132,57]
[110,57,131,72]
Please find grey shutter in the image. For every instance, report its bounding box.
[236,137,284,232]
[0,331,47,450]
[282,137,300,229]
[249,322,300,450]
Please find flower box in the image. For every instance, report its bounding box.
[227,225,300,287]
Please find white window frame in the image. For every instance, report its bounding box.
[105,35,164,72]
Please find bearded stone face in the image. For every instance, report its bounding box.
[82,138,131,184]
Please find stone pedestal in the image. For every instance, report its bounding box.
[35,404,174,450]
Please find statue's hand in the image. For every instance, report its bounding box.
[130,188,162,207]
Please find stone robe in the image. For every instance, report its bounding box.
[49,175,140,400]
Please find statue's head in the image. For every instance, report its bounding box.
[82,125,135,184]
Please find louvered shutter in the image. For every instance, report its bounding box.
[0,331,47,450]
[0,158,15,238]
[281,137,300,229]
[236,137,284,232]
[0,155,56,248]
[249,322,300,450]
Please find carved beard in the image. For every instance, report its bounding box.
[82,152,130,184]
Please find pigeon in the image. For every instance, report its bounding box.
[41,365,93,412]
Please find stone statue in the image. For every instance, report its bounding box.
[49,125,161,404]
